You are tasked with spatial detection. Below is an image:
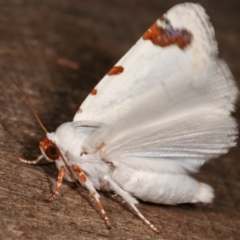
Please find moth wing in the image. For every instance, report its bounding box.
[74,3,238,174]
[74,3,217,124]
[85,59,238,173]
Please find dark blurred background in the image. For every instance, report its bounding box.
[0,1,239,239]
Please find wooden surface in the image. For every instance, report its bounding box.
[0,0,239,239]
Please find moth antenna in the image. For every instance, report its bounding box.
[3,67,48,134]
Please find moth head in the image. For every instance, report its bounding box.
[39,137,60,162]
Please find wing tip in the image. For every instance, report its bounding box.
[166,3,218,57]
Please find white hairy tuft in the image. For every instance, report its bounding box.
[193,183,214,203]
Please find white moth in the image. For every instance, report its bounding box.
[12,3,238,233]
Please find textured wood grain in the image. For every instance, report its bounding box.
[0,0,239,239]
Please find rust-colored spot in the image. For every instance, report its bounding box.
[72,165,82,174]
[143,22,192,49]
[80,174,87,183]
[108,66,124,75]
[77,108,82,113]
[91,88,97,95]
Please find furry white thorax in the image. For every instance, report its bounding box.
[47,122,111,190]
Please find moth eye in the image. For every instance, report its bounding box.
[45,145,60,160]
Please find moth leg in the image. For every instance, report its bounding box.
[18,155,43,164]
[46,166,65,202]
[72,165,111,228]
[130,204,160,234]
[104,175,160,234]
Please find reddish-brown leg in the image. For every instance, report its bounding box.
[72,164,111,228]
[46,166,65,202]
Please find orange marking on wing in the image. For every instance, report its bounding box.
[143,22,192,49]
[108,66,124,75]
[91,88,97,95]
